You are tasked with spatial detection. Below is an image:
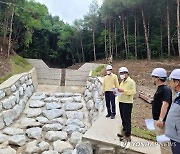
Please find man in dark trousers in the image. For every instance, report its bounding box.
[165,69,180,154]
[117,67,136,141]
[151,68,172,154]
[102,65,119,119]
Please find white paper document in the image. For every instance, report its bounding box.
[111,88,122,96]
[156,135,170,143]
[145,119,155,130]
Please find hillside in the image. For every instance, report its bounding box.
[0,54,32,84]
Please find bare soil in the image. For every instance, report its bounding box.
[0,36,13,78]
[0,55,12,77]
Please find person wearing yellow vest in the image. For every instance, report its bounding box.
[117,67,136,141]
[102,65,119,119]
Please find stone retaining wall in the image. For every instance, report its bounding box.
[84,76,105,124]
[0,68,37,129]
[0,91,89,153]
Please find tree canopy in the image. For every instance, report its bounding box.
[0,0,179,68]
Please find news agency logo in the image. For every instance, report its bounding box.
[120,141,131,149]
[120,141,176,149]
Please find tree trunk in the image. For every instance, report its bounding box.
[8,0,15,58]
[76,48,81,63]
[112,35,114,57]
[141,9,151,60]
[3,9,8,46]
[70,43,76,65]
[92,28,96,61]
[71,51,75,65]
[177,0,180,57]
[111,21,114,57]
[160,13,163,57]
[115,19,118,58]
[127,17,130,56]
[134,16,137,59]
[105,24,107,58]
[147,14,150,38]
[122,15,128,59]
[137,17,142,58]
[118,19,121,55]
[80,32,85,62]
[167,0,171,58]
[109,18,112,56]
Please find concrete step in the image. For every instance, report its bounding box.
[36,85,85,93]
[38,79,60,85]
[66,70,89,76]
[65,76,87,81]
[26,59,49,69]
[65,80,86,86]
[37,71,61,80]
[78,63,104,71]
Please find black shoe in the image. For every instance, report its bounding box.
[106,114,111,118]
[111,115,115,119]
[120,136,131,142]
[117,133,124,138]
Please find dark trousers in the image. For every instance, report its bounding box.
[119,102,133,137]
[171,140,180,154]
[105,91,116,116]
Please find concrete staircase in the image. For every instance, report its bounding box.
[27,59,61,85]
[26,59,49,69]
[78,63,104,72]
[65,69,88,86]
[65,63,103,86]
[27,59,103,87]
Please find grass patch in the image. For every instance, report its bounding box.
[0,55,32,84]
[91,65,106,77]
[119,124,156,141]
[10,54,32,74]
[132,126,156,141]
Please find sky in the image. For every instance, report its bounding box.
[35,0,103,24]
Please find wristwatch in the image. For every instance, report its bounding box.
[159,118,163,122]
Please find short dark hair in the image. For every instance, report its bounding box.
[172,79,180,82]
[153,76,166,82]
[159,78,166,82]
[120,71,128,74]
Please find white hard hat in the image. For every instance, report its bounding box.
[106,65,112,70]
[119,67,128,73]
[169,69,180,80]
[151,68,167,78]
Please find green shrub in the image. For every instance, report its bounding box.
[91,65,105,77]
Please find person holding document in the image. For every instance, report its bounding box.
[117,67,136,142]
[151,68,172,154]
[102,65,119,119]
[165,69,180,154]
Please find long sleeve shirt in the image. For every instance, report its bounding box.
[118,77,136,104]
[165,93,180,143]
[102,73,119,93]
